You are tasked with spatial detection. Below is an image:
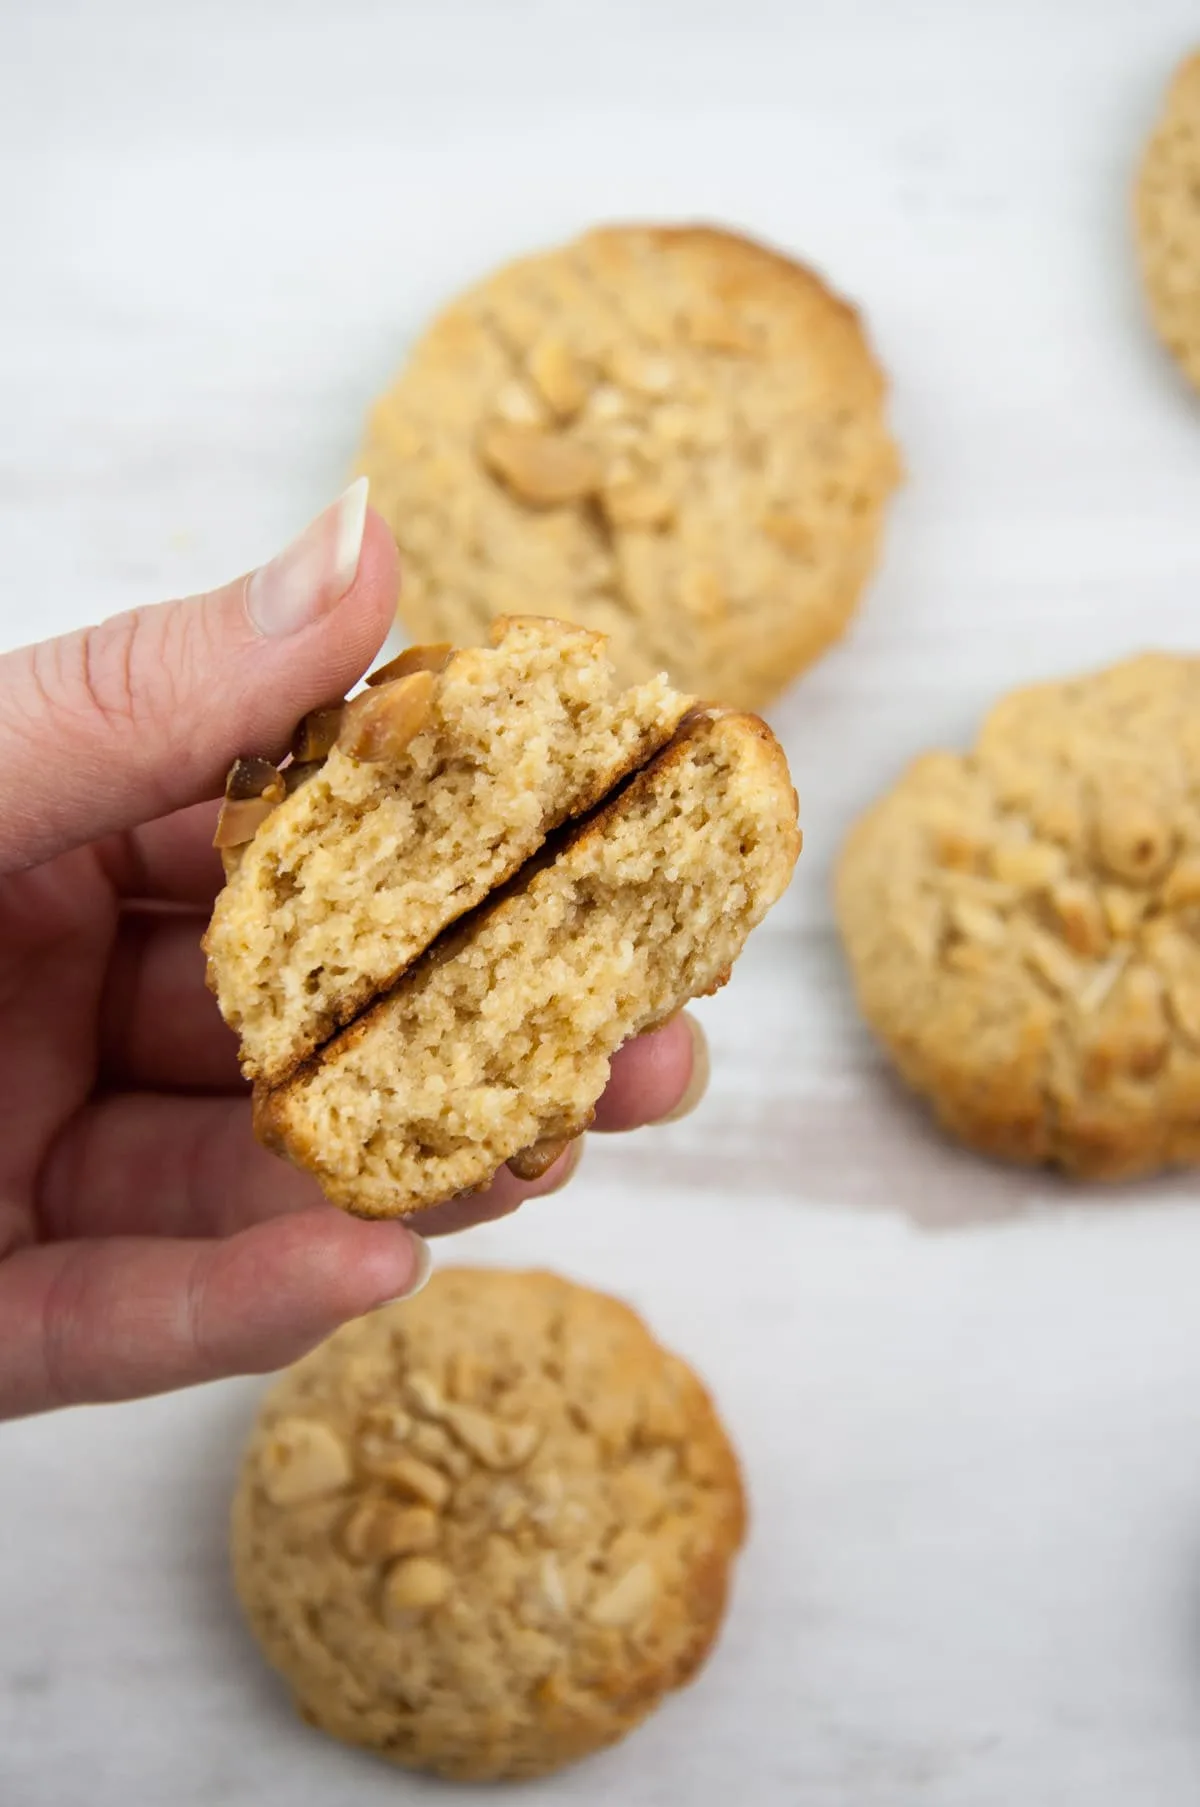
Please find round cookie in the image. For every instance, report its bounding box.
[836,654,1200,1180]
[231,1268,746,1781]
[357,223,901,709]
[1135,52,1200,393]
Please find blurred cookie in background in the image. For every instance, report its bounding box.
[357,223,901,709]
[837,654,1200,1180]
[1135,51,1200,393]
[231,1267,746,1782]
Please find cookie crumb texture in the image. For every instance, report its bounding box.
[357,223,901,709]
[255,708,800,1215]
[231,1268,746,1782]
[837,654,1200,1180]
[204,617,690,1086]
[1135,52,1200,393]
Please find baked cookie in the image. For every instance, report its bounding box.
[356,223,901,709]
[256,704,800,1215]
[204,616,692,1085]
[1135,52,1200,393]
[837,654,1200,1180]
[230,1267,746,1782]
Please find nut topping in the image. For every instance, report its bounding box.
[478,421,601,507]
[506,1137,571,1181]
[342,1500,439,1564]
[261,1418,352,1506]
[290,703,344,763]
[587,1559,656,1627]
[366,644,454,687]
[338,670,436,763]
[526,337,589,419]
[213,756,285,850]
[382,1556,451,1622]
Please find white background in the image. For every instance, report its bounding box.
[4,2,1200,1802]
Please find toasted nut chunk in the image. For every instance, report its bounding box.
[492,378,547,426]
[602,480,674,529]
[539,1553,568,1615]
[367,644,453,686]
[338,670,436,762]
[1021,926,1081,996]
[506,1137,571,1181]
[608,348,674,396]
[948,897,1007,947]
[225,755,283,802]
[1163,855,1200,909]
[761,510,814,556]
[527,337,589,419]
[1101,885,1147,940]
[989,840,1066,889]
[342,1500,439,1564]
[478,422,601,506]
[213,756,285,849]
[442,1404,542,1472]
[382,1556,451,1622]
[261,1419,351,1506]
[290,703,344,762]
[1095,791,1174,884]
[588,1558,657,1627]
[364,1451,452,1508]
[1076,950,1130,1015]
[679,568,725,622]
[283,760,323,796]
[1048,881,1109,958]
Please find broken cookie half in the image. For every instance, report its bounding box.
[206,617,801,1218]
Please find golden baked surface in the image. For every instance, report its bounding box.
[255,707,801,1215]
[1135,52,1200,393]
[203,616,690,1085]
[836,654,1200,1180]
[230,1267,746,1782]
[357,223,901,708]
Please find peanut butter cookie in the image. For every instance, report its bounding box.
[356,224,901,709]
[230,1267,746,1782]
[254,704,800,1216]
[837,654,1200,1180]
[203,616,693,1086]
[1135,52,1200,393]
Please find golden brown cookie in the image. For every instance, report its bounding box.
[357,223,901,709]
[1135,52,1200,393]
[836,654,1200,1180]
[230,1267,746,1782]
[203,616,692,1086]
[254,705,800,1216]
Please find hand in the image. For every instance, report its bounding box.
[0,488,706,1418]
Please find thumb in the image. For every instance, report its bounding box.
[0,478,398,873]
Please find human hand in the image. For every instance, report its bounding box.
[0,487,706,1418]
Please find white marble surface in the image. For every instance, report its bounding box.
[4,2,1200,1802]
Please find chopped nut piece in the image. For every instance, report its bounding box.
[539,1553,568,1615]
[1076,950,1130,1015]
[261,1418,352,1506]
[290,703,344,763]
[588,1558,657,1627]
[989,840,1066,889]
[366,644,453,686]
[338,670,436,763]
[1100,885,1147,940]
[1095,790,1174,884]
[359,1448,451,1509]
[948,897,1007,947]
[761,511,814,556]
[382,1556,451,1621]
[1163,855,1200,909]
[342,1500,439,1564]
[478,422,602,506]
[213,756,285,850]
[492,378,547,426]
[527,337,589,418]
[442,1404,542,1472]
[602,481,674,529]
[506,1137,570,1181]
[283,760,323,796]
[609,348,675,396]
[1021,926,1081,996]
[1048,881,1109,958]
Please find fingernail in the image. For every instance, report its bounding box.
[538,1136,586,1196]
[658,1013,710,1124]
[247,476,369,638]
[379,1233,431,1304]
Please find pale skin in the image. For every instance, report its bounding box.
[0,492,703,1419]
